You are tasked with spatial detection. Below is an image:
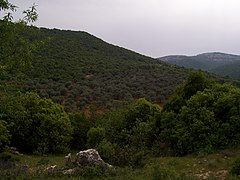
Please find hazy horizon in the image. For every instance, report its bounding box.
[6,0,240,58]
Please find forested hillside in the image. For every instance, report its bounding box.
[20,27,190,112]
[212,61,240,79]
[159,52,240,79]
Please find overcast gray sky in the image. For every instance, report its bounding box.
[6,0,240,57]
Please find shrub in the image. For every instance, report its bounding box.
[124,98,161,130]
[69,113,91,150]
[90,99,161,166]
[0,92,73,154]
[103,145,147,167]
[161,73,240,155]
[164,71,212,113]
[97,139,116,164]
[87,127,105,148]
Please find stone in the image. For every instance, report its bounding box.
[45,165,57,172]
[63,168,77,175]
[75,149,111,168]
[65,153,72,164]
[9,147,23,155]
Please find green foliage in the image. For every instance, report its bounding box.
[0,0,17,17]
[164,71,212,113]
[0,1,38,79]
[87,127,106,148]
[0,120,11,152]
[182,71,212,99]
[123,99,161,149]
[69,113,91,150]
[175,107,216,154]
[161,72,240,155]
[92,99,161,166]
[0,92,72,154]
[0,21,32,78]
[23,5,38,23]
[97,139,116,164]
[230,158,240,176]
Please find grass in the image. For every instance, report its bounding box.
[1,149,240,179]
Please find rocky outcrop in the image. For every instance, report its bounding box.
[75,149,111,168]
[62,149,112,175]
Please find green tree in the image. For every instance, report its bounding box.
[0,92,72,154]
[161,81,240,155]
[0,0,38,78]
[124,98,161,130]
[164,71,212,113]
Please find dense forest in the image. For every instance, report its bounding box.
[20,27,192,112]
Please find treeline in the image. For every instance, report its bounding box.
[1,72,240,167]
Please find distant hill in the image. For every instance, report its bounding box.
[159,52,240,79]
[15,27,192,112]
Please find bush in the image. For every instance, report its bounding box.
[90,99,161,166]
[164,71,212,113]
[0,92,73,154]
[175,106,216,154]
[104,145,147,167]
[87,127,105,148]
[97,139,116,164]
[161,72,240,155]
[124,98,161,130]
[69,113,91,150]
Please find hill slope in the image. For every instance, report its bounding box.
[212,61,240,79]
[159,52,240,79]
[21,27,190,112]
